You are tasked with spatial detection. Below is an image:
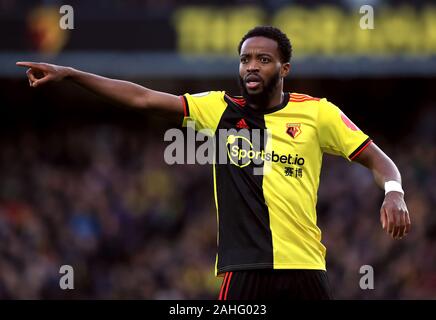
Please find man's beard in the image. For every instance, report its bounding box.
[238,71,281,107]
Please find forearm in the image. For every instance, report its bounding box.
[354,142,410,239]
[17,61,184,119]
[354,143,402,190]
[371,153,401,189]
[66,67,149,109]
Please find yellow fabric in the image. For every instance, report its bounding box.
[183,91,370,273]
[262,96,369,271]
[182,91,227,134]
[317,98,369,160]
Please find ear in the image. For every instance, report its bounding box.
[280,62,291,78]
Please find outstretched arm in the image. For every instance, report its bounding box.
[16,61,184,123]
[353,142,411,239]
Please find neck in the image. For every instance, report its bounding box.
[249,84,284,110]
[267,88,284,109]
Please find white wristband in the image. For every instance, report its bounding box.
[384,181,404,195]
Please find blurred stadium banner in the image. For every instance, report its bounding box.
[1,2,436,77]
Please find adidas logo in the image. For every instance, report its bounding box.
[236,118,249,129]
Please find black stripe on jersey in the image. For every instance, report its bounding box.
[349,137,372,160]
[181,95,190,117]
[214,100,273,274]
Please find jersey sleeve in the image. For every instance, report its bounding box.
[317,98,372,161]
[180,91,227,135]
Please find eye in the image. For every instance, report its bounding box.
[240,57,248,64]
[260,57,270,63]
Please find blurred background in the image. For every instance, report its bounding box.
[0,0,435,299]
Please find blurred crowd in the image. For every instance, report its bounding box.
[0,122,219,299]
[319,106,436,299]
[0,106,435,299]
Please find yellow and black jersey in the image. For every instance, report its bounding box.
[180,91,371,276]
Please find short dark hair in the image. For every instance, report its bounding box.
[238,26,292,63]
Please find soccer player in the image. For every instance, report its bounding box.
[17,26,410,300]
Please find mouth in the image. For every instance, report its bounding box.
[245,74,263,90]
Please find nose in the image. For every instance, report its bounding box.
[246,60,260,73]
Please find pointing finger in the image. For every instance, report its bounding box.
[16,61,40,68]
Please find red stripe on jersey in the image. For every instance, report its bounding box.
[350,139,373,160]
[228,96,246,107]
[291,93,317,98]
[223,272,233,300]
[218,272,229,300]
[290,97,320,102]
[289,93,320,102]
[180,96,188,117]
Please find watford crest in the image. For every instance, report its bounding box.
[286,123,302,139]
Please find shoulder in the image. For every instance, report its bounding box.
[184,91,227,106]
[224,92,246,107]
[187,91,225,99]
[288,93,337,113]
[289,92,323,103]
